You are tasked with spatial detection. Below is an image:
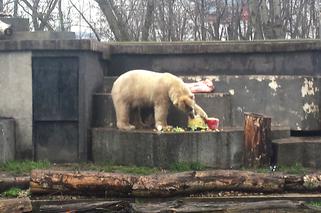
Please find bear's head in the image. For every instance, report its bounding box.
[168,78,196,117]
[176,95,196,118]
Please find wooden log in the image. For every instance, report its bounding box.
[132,170,284,197]
[244,112,272,168]
[0,176,30,192]
[0,198,32,213]
[39,200,132,212]
[133,200,310,213]
[30,170,138,196]
[30,170,284,197]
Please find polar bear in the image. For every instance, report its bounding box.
[111,70,208,131]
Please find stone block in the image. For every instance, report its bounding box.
[92,128,244,169]
[273,137,321,168]
[0,118,15,162]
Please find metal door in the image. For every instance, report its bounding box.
[32,57,79,162]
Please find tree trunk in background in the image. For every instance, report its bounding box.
[95,0,130,41]
[0,0,3,12]
[13,0,18,17]
[142,0,155,41]
[168,0,174,41]
[58,0,64,31]
[248,0,264,39]
[200,0,206,40]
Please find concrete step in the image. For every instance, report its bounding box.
[92,92,232,128]
[92,127,244,169]
[92,127,290,169]
[272,136,321,168]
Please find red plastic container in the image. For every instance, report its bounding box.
[206,117,220,130]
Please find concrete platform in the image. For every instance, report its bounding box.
[92,127,244,169]
[92,92,232,128]
[92,127,289,169]
[273,137,321,168]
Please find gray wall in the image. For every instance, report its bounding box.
[0,52,32,159]
[183,75,321,130]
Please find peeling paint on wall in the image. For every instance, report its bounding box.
[301,78,319,97]
[268,77,279,92]
[236,106,243,112]
[185,75,220,82]
[302,102,319,118]
[249,76,264,82]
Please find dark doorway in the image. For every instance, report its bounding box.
[32,57,79,162]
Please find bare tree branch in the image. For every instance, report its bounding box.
[69,0,101,41]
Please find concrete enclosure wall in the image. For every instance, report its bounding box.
[0,39,321,162]
[0,52,32,159]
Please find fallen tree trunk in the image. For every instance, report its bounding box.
[30,170,137,196]
[0,198,32,213]
[0,176,30,192]
[30,170,285,197]
[39,200,132,213]
[133,200,311,213]
[132,170,284,197]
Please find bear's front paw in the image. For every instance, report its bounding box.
[156,125,163,131]
[156,125,173,131]
[118,124,136,131]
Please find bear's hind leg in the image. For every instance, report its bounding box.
[115,102,135,130]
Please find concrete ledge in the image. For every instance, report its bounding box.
[0,39,320,57]
[109,40,321,54]
[10,31,76,41]
[273,137,321,168]
[0,118,15,162]
[92,128,244,169]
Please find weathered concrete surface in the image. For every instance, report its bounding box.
[101,75,321,130]
[107,41,321,76]
[92,127,289,168]
[273,137,321,168]
[182,75,321,131]
[92,92,232,128]
[10,31,76,40]
[92,128,244,169]
[0,40,321,75]
[0,118,15,162]
[0,17,29,32]
[0,52,32,159]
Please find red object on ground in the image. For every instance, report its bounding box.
[206,117,219,130]
[185,79,214,93]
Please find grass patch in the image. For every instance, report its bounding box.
[169,162,206,172]
[1,187,23,198]
[68,162,206,175]
[242,163,308,175]
[276,163,308,174]
[0,160,50,175]
[71,163,161,175]
[306,201,321,208]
